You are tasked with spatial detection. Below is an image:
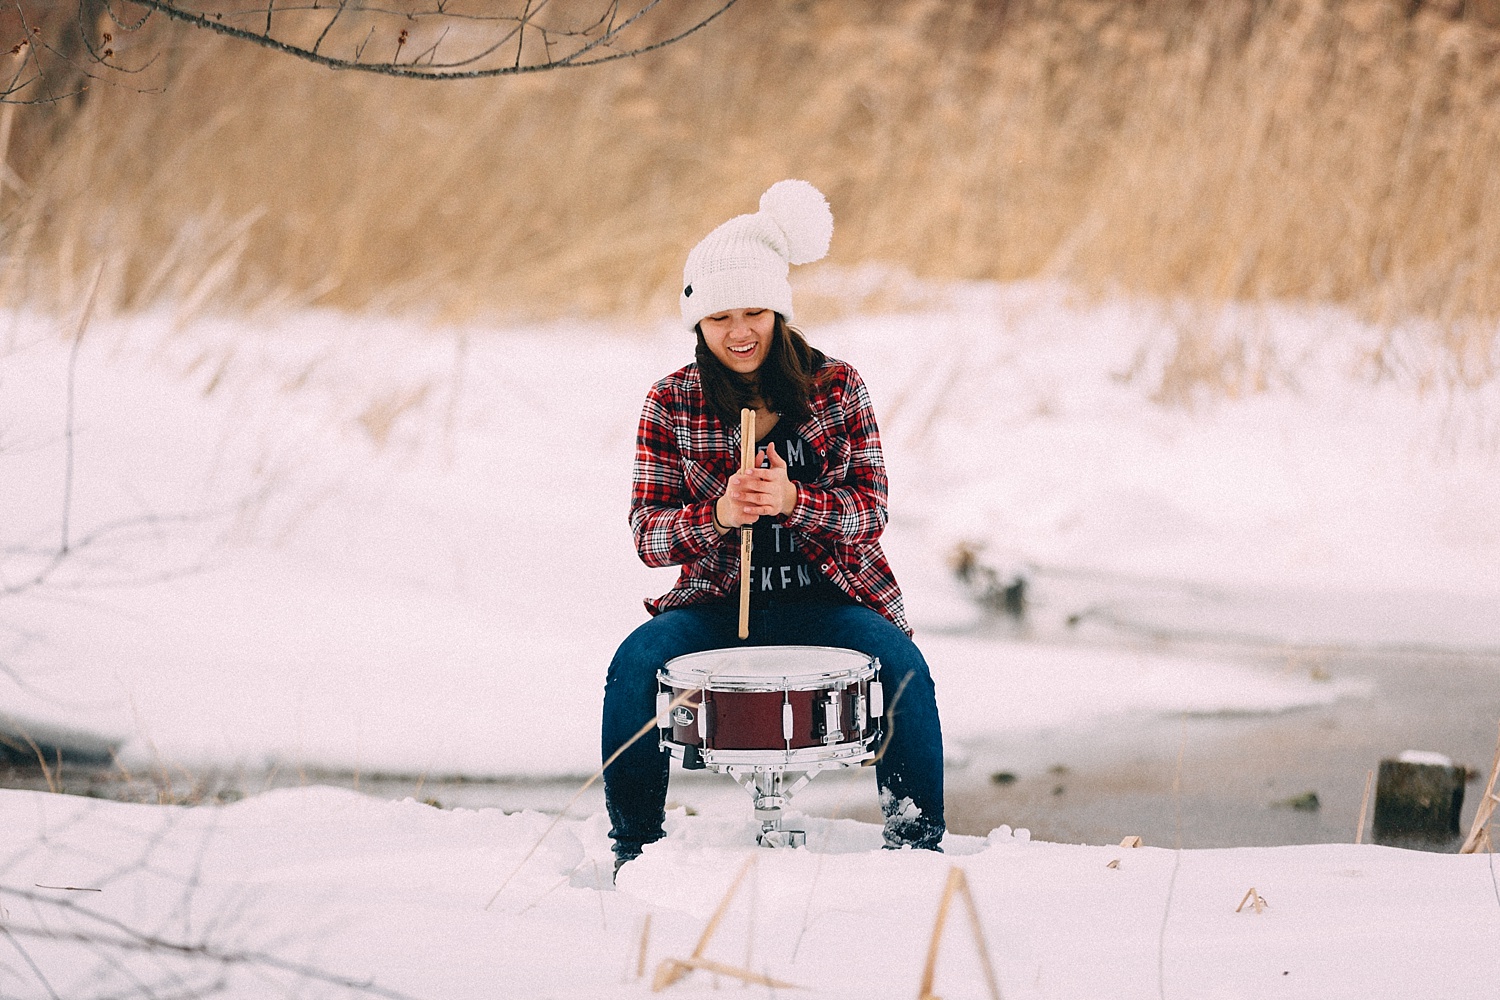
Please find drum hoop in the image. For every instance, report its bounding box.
[661,734,878,769]
[658,644,875,692]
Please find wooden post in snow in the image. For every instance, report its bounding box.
[1372,753,1466,850]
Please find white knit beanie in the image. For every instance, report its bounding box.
[680,179,834,330]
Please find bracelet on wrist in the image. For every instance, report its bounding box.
[711,502,730,532]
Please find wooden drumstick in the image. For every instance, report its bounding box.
[738,407,755,639]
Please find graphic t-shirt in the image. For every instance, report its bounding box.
[749,425,835,605]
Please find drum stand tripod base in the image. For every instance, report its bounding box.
[758,827,806,849]
[731,768,817,849]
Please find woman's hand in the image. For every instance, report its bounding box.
[716,441,798,531]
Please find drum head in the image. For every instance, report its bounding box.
[661,645,874,691]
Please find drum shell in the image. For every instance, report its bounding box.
[663,679,869,751]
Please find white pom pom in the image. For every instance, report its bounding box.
[758,179,833,265]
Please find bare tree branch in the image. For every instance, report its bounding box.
[41,0,732,86]
[1,0,739,106]
[1,885,431,1000]
[2,3,90,106]
[309,0,343,55]
[0,922,62,1000]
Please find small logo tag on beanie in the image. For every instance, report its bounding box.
[683,284,693,298]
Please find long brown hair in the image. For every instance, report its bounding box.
[695,314,827,428]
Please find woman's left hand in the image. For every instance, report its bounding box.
[728,441,798,520]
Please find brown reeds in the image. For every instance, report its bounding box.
[1,1,1498,388]
[917,866,1002,1000]
[1460,719,1500,854]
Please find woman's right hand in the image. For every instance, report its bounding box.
[716,467,779,531]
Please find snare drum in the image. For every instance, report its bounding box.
[657,646,884,769]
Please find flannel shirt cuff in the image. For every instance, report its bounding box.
[785,484,838,536]
[692,499,724,549]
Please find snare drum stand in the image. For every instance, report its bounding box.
[727,765,826,848]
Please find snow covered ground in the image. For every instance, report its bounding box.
[4,285,1495,777]
[3,785,1498,999]
[3,285,1499,997]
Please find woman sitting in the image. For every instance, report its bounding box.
[601,180,945,869]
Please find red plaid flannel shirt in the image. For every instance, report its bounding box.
[630,357,911,635]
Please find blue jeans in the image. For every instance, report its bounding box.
[601,598,945,859]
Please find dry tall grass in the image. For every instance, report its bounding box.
[1,0,1498,388]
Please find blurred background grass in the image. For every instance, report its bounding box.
[1,0,1498,389]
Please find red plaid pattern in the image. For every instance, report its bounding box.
[630,357,911,635]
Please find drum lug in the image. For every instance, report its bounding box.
[656,691,671,730]
[822,691,843,746]
[869,679,884,719]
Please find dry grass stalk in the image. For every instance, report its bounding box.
[917,866,1002,1000]
[1459,719,1500,854]
[1355,768,1374,845]
[0,729,61,793]
[0,98,17,214]
[1235,887,1269,914]
[635,913,652,980]
[2,1,1498,392]
[358,383,432,447]
[651,956,798,992]
[651,854,801,992]
[688,854,754,960]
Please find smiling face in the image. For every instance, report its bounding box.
[698,308,776,375]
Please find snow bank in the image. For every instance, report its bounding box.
[2,787,1496,999]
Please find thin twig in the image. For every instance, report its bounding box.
[483,687,697,909]
[0,924,61,1000]
[863,669,914,768]
[60,265,105,558]
[1157,714,1188,1000]
[312,0,346,56]
[789,668,915,962]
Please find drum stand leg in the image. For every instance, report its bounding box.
[729,768,817,849]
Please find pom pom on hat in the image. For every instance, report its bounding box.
[680,179,833,329]
[758,179,834,266]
